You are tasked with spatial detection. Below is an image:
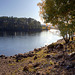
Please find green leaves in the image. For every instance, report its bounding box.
[38,0,75,41]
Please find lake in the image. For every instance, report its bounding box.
[0,29,62,56]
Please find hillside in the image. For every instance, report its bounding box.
[0,39,75,75]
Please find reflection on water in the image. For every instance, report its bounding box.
[0,31,41,37]
[49,29,60,36]
[0,29,63,56]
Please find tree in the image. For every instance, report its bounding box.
[38,0,75,42]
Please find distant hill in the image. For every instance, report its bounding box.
[0,16,42,32]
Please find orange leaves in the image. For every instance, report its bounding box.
[46,23,48,26]
[37,0,46,23]
[37,2,42,6]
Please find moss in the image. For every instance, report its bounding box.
[71,45,75,49]
[46,70,50,74]
[50,60,54,65]
[18,67,23,71]
[14,70,18,73]
[44,60,48,64]
[32,57,47,64]
[12,73,15,75]
[8,63,16,66]
[35,67,40,70]
[28,64,33,68]
[19,57,33,63]
[29,68,36,72]
[48,66,53,70]
[36,49,44,55]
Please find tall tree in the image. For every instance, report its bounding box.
[38,0,75,42]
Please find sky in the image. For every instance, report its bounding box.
[0,0,44,24]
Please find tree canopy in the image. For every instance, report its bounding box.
[38,0,75,42]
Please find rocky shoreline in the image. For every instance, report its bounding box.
[0,39,75,75]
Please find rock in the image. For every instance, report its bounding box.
[23,53,29,58]
[64,54,70,60]
[23,66,29,71]
[16,52,35,62]
[34,48,41,52]
[27,51,35,57]
[0,55,5,58]
[54,65,59,68]
[33,63,40,68]
[1,72,6,75]
[68,52,75,61]
[16,59,19,62]
[12,55,16,58]
[69,52,75,58]
[65,52,75,70]
[36,72,40,75]
[45,55,51,58]
[43,50,47,53]
[46,49,51,53]
[29,61,32,63]
[54,54,63,59]
[34,56,37,60]
[34,48,38,52]
[69,56,75,61]
[55,44,63,49]
[57,54,63,59]
[66,64,75,70]
[36,71,46,75]
[47,44,55,49]
[59,61,66,66]
[16,54,24,62]
[5,57,7,59]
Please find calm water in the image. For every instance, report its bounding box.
[0,29,62,56]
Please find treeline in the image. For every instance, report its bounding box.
[0,16,42,32]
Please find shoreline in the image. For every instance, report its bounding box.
[0,39,75,75]
[0,39,65,57]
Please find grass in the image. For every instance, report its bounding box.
[28,68,36,72]
[8,63,16,66]
[50,60,54,65]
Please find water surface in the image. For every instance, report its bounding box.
[0,29,62,56]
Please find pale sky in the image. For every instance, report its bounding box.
[0,0,44,24]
